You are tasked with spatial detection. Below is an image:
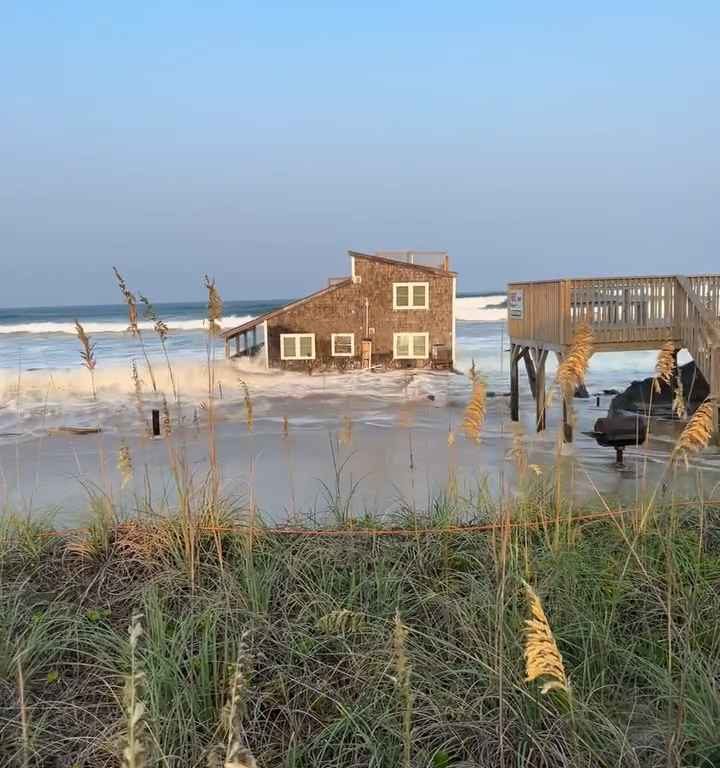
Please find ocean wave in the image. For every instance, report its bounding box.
[455,295,506,323]
[0,315,255,336]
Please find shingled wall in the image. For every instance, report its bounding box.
[266,254,455,371]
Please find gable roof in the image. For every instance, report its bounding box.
[221,278,353,338]
[222,250,455,339]
[349,251,457,277]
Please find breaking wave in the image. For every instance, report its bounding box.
[0,315,255,336]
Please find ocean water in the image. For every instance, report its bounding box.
[0,299,281,370]
[2,292,714,522]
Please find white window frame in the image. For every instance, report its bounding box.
[280,333,316,360]
[393,332,430,360]
[331,333,355,357]
[393,281,429,310]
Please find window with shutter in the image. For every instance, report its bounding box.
[393,282,429,309]
[412,334,426,357]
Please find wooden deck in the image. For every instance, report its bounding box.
[507,274,720,441]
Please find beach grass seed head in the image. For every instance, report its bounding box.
[674,399,715,465]
[463,377,487,443]
[522,580,569,696]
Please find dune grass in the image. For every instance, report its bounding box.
[2,482,720,767]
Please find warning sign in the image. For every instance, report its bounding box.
[508,289,524,320]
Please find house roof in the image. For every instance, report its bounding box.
[222,250,455,339]
[221,278,353,338]
[348,251,457,277]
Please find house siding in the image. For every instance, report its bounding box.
[264,254,455,370]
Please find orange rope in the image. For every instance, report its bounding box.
[35,507,625,539]
[28,498,719,541]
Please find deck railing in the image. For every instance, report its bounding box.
[568,276,678,347]
[688,275,720,320]
[507,274,720,399]
[675,276,720,393]
[375,251,450,270]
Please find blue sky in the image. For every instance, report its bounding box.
[1,2,718,306]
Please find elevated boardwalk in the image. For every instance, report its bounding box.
[507,274,720,441]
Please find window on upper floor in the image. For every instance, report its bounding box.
[393,282,429,309]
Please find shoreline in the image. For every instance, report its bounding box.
[3,384,719,527]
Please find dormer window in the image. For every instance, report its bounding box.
[393,282,429,310]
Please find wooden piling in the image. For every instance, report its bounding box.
[510,345,520,421]
[532,347,548,432]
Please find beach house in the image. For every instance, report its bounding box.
[222,251,457,370]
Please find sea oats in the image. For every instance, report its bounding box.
[205,275,223,335]
[557,323,593,400]
[118,445,133,488]
[392,610,413,768]
[339,414,352,445]
[113,267,139,337]
[318,608,365,634]
[114,267,158,391]
[240,380,253,432]
[654,341,676,394]
[140,293,177,401]
[75,320,97,399]
[674,400,715,466]
[161,395,172,436]
[507,428,528,475]
[468,357,477,382]
[216,632,257,768]
[463,377,487,443]
[522,580,569,695]
[139,293,168,341]
[121,613,147,768]
[673,376,687,420]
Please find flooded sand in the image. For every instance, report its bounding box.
[2,377,719,527]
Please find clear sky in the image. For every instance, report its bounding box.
[2,2,718,306]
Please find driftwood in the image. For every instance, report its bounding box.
[48,426,102,436]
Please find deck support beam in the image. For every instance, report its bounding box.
[521,347,537,400]
[510,344,521,421]
[532,347,548,432]
[556,351,573,443]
